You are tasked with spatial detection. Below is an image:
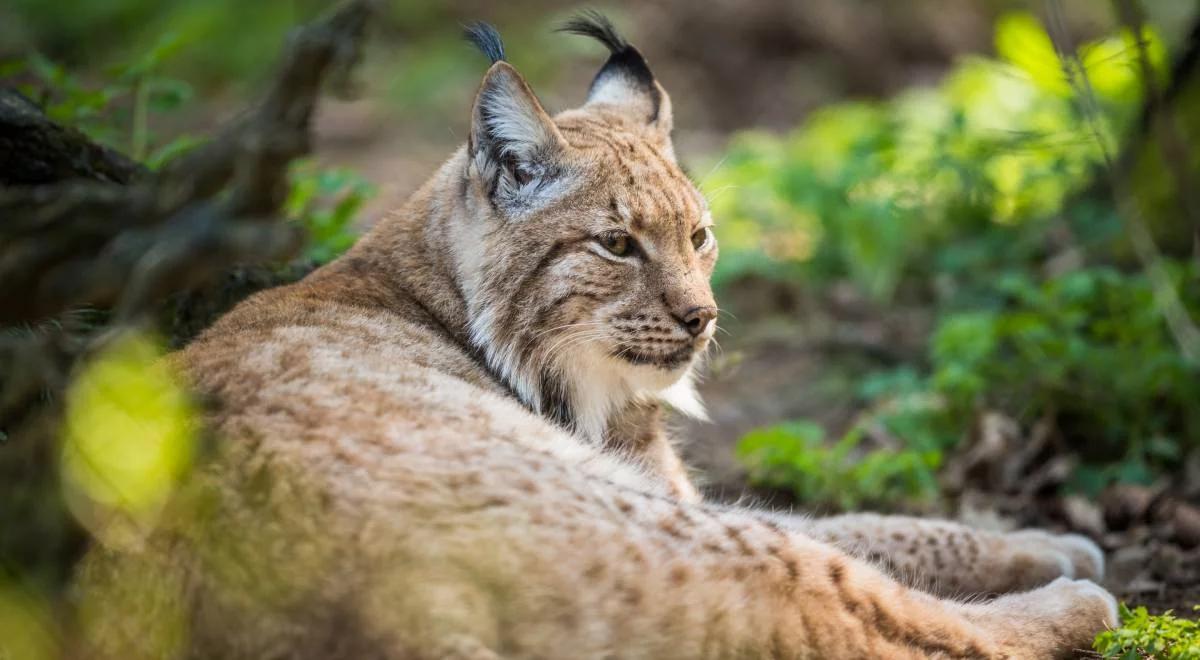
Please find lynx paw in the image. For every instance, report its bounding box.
[951,529,1105,596]
[971,578,1117,659]
[1009,530,1104,581]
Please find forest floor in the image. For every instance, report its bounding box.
[677,283,1200,616]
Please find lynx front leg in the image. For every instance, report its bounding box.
[790,512,1104,597]
[604,400,701,503]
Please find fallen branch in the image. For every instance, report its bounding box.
[0,88,147,185]
[0,0,375,326]
[0,0,377,434]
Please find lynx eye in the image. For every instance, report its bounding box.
[597,230,634,257]
[512,165,534,186]
[691,226,712,251]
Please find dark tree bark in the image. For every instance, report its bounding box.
[0,88,148,185]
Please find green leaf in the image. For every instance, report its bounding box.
[145,135,206,170]
[994,12,1069,95]
[147,78,194,112]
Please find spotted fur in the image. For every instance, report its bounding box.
[79,15,1117,659]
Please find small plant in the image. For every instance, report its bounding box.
[285,161,375,264]
[1093,605,1200,659]
[737,403,949,510]
[931,264,1200,492]
[8,34,203,167]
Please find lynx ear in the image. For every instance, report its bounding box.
[464,23,568,210]
[559,11,672,135]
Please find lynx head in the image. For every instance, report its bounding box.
[453,14,716,441]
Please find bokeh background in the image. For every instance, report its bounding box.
[2,0,1199,655]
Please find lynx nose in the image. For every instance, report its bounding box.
[676,306,717,338]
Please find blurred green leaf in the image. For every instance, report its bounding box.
[994,12,1069,95]
[286,161,375,264]
[0,584,58,660]
[144,134,205,169]
[146,78,193,112]
[61,331,198,550]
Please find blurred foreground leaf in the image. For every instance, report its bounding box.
[0,583,58,660]
[61,331,197,550]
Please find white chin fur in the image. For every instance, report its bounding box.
[659,371,708,421]
[471,305,710,442]
[615,355,709,422]
[559,346,708,443]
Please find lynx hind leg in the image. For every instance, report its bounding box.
[797,513,1105,597]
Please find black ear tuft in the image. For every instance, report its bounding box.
[558,9,628,54]
[463,22,505,64]
[558,11,660,121]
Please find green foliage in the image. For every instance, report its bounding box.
[744,260,1200,504]
[5,0,326,89]
[286,162,375,264]
[12,45,373,265]
[932,265,1200,488]
[730,14,1197,505]
[737,394,950,509]
[1093,605,1200,659]
[9,38,202,165]
[706,12,1158,298]
[0,582,57,660]
[6,0,594,124]
[61,331,197,549]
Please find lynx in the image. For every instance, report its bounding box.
[83,13,1115,659]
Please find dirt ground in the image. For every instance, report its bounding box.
[674,289,1200,615]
